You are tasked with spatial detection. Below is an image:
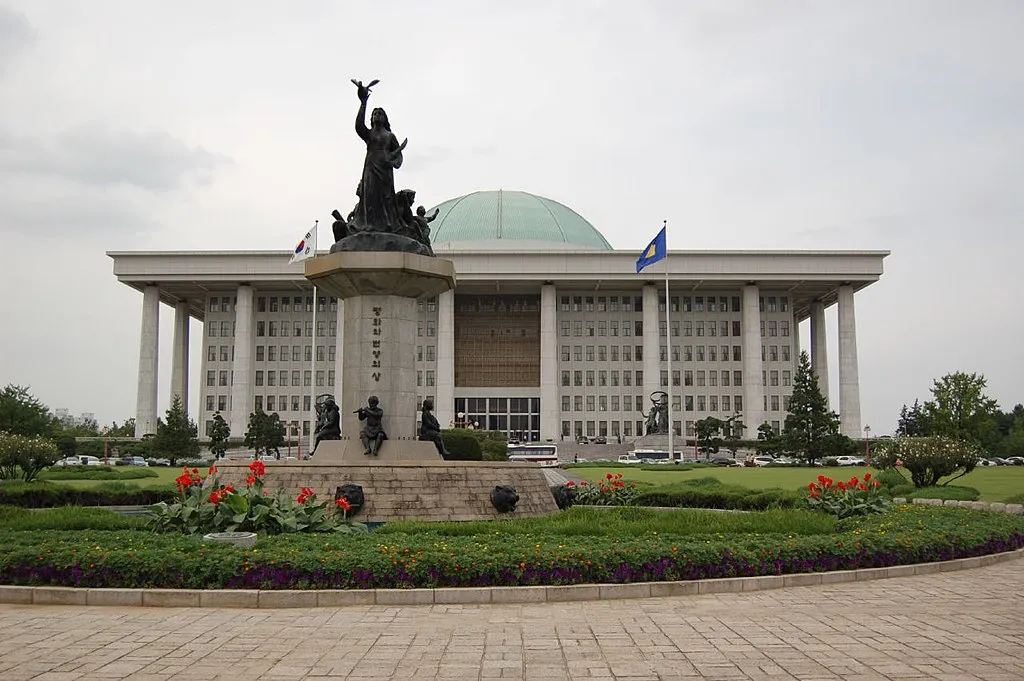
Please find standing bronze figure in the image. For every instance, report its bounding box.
[356,395,388,456]
[418,398,448,456]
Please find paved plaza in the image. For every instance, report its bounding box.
[0,562,1021,681]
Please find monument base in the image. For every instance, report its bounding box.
[215,459,558,522]
[311,438,442,464]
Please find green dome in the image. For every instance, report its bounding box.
[428,190,612,250]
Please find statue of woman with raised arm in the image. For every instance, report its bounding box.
[352,79,407,230]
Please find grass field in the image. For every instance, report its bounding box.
[45,466,179,490]
[571,465,1024,502]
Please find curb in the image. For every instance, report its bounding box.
[2,548,1021,609]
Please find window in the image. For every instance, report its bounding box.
[697,395,706,411]
[684,370,693,386]
[770,370,779,387]
[305,321,313,337]
[685,396,694,411]
[710,395,718,412]
[561,371,570,386]
[316,370,324,387]
[292,396,300,412]
[304,346,312,362]
[205,395,215,412]
[684,346,693,361]
[292,346,302,362]
[660,346,667,362]
[660,370,668,387]
[709,371,718,386]
[426,370,435,386]
[735,395,743,412]
[268,346,277,362]
[266,371,276,387]
[598,371,607,387]
[209,324,217,338]
[257,296,267,312]
[732,321,741,337]
[279,370,288,386]
[267,396,275,411]
[611,346,619,361]
[586,321,595,337]
[316,346,325,362]
[598,346,607,361]
[219,371,228,387]
[586,371,594,387]
[771,395,780,411]
[599,396,607,411]
[783,370,791,386]
[574,371,583,387]
[635,346,643,361]
[696,346,705,362]
[560,296,570,312]
[781,320,790,337]
[611,370,619,386]
[733,370,743,386]
[622,323,632,338]
[696,371,706,387]
[573,321,583,337]
[586,346,595,361]
[684,321,692,337]
[294,322,302,337]
[720,321,729,337]
[561,346,571,362]
[769,321,778,337]
[672,370,680,386]
[782,345,791,362]
[255,346,265,362]
[560,320,570,337]
[562,396,571,411]
[206,371,215,387]
[574,346,583,362]
[329,321,337,337]
[707,297,717,313]
[635,370,643,386]
[292,370,300,385]
[707,322,716,337]
[708,345,717,362]
[695,296,704,312]
[634,321,643,336]
[256,321,266,337]
[574,395,583,411]
[207,346,217,362]
[733,346,742,361]
[622,371,632,387]
[427,321,436,337]
[696,322,704,337]
[659,321,667,337]
[683,297,692,312]
[671,345,679,362]
[622,345,632,362]
[220,395,229,411]
[610,321,619,337]
[723,395,731,412]
[220,321,231,336]
[598,321,606,336]
[304,371,311,387]
[586,396,595,411]
[722,370,730,386]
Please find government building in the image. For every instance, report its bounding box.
[108,190,887,446]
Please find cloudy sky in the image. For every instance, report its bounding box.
[1,1,1022,433]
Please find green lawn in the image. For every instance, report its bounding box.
[571,465,1024,502]
[46,466,179,490]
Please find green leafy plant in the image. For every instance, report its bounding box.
[147,460,366,536]
[569,472,640,506]
[804,472,889,519]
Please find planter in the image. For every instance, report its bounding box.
[202,532,257,548]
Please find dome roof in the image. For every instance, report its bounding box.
[427,190,612,251]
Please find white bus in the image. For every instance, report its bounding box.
[507,444,559,467]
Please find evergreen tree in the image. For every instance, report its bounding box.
[244,408,285,460]
[782,351,840,463]
[755,422,780,456]
[152,395,200,466]
[897,399,930,437]
[695,417,724,459]
[208,412,231,459]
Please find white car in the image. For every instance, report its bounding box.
[53,457,82,467]
[835,456,866,466]
[617,454,642,464]
[751,456,775,467]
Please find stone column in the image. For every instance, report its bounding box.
[170,301,190,412]
[741,284,765,433]
[342,295,419,440]
[539,284,558,441]
[792,311,801,361]
[134,285,160,438]
[641,284,660,404]
[334,300,345,436]
[230,284,255,438]
[810,300,830,407]
[837,285,862,437]
[435,290,456,431]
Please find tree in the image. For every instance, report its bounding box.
[896,399,931,437]
[723,416,744,457]
[782,351,841,463]
[152,395,200,466]
[755,422,781,457]
[873,436,979,487]
[695,417,724,459]
[0,385,52,438]
[244,408,285,459]
[0,432,60,482]
[208,412,231,459]
[922,372,999,444]
[107,418,136,437]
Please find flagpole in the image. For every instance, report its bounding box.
[662,220,674,462]
[308,220,318,455]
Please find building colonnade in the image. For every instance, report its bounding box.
[133,282,863,440]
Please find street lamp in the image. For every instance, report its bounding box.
[863,424,871,464]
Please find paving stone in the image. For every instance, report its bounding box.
[85,588,143,607]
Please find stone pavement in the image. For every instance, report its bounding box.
[1,562,1022,681]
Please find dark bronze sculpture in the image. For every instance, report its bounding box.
[312,395,341,454]
[328,79,438,257]
[335,483,365,516]
[643,391,669,435]
[418,398,448,456]
[490,485,519,513]
[356,395,387,456]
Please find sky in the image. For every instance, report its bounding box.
[1,1,1022,433]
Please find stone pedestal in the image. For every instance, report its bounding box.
[306,251,455,444]
[313,439,442,464]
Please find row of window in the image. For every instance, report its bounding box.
[256,320,337,338]
[560,394,750,413]
[558,344,792,364]
[416,371,436,387]
[558,295,792,314]
[254,345,336,363]
[254,369,335,387]
[256,296,336,314]
[416,346,436,362]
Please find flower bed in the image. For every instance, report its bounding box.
[1,505,1022,590]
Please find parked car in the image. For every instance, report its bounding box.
[751,456,776,467]
[617,454,642,464]
[710,456,742,467]
[53,456,82,467]
[835,456,866,466]
[1004,457,1024,466]
[151,458,171,467]
[120,456,149,466]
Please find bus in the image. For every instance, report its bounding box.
[630,449,688,464]
[507,444,560,467]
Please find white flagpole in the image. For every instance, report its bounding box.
[308,220,319,454]
[663,220,674,462]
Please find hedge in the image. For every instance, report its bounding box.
[440,432,483,461]
[0,506,1021,589]
[0,482,174,508]
[628,477,800,510]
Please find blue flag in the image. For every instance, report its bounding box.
[636,226,667,273]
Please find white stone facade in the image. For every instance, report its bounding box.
[109,248,887,442]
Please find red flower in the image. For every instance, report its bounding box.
[335,496,352,512]
[246,475,256,486]
[225,485,235,493]
[809,490,820,499]
[566,481,575,487]
[580,481,588,486]
[863,472,871,481]
[837,481,847,491]
[606,473,614,480]
[208,487,229,504]
[296,487,316,504]
[208,464,218,475]
[808,482,817,491]
[248,460,266,477]
[873,479,880,488]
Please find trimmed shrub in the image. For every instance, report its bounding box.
[1003,493,1024,505]
[0,505,146,531]
[39,467,158,481]
[0,481,174,508]
[632,479,800,510]
[907,485,980,501]
[440,432,482,461]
